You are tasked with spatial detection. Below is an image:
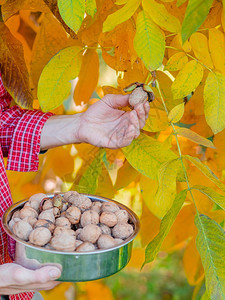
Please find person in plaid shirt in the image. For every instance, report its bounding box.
[0,75,150,298]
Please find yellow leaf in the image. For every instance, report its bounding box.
[96,165,115,199]
[38,46,82,112]
[86,0,97,17]
[140,175,159,218]
[115,0,127,4]
[143,108,169,132]
[189,32,214,69]
[74,49,99,105]
[176,127,215,148]
[208,28,225,76]
[172,60,204,99]
[168,103,184,123]
[168,34,191,58]
[165,52,188,71]
[0,23,33,109]
[58,0,85,33]
[114,160,139,190]
[183,237,205,285]
[142,0,181,33]
[103,0,140,32]
[204,72,225,134]
[134,10,165,71]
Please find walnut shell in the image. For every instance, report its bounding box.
[76,242,96,252]
[42,199,53,210]
[38,208,55,223]
[115,210,129,223]
[50,232,76,251]
[55,217,71,229]
[64,191,92,211]
[100,212,117,227]
[53,227,75,237]
[101,202,120,213]
[128,87,148,107]
[66,206,81,224]
[99,224,111,236]
[91,201,102,214]
[20,207,38,219]
[28,193,46,204]
[29,227,51,246]
[11,210,21,220]
[75,240,83,249]
[75,228,82,240]
[80,210,99,227]
[112,223,134,239]
[23,216,37,227]
[79,224,101,243]
[34,219,55,233]
[97,234,116,249]
[12,220,33,241]
[114,238,124,245]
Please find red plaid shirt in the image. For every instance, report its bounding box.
[0,76,52,299]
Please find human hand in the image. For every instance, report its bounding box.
[0,263,61,295]
[77,94,150,148]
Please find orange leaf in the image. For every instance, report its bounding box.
[114,160,140,190]
[74,49,99,105]
[85,281,114,300]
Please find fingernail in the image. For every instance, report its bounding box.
[49,268,61,279]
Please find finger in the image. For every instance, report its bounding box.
[129,110,140,138]
[134,103,146,129]
[102,94,129,108]
[144,101,150,120]
[12,265,61,285]
[7,281,60,294]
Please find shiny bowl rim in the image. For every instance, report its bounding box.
[2,193,140,255]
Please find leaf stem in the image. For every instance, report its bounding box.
[156,80,199,213]
[165,46,213,73]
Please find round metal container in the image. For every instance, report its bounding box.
[2,194,140,282]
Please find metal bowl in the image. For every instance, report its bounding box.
[2,194,140,282]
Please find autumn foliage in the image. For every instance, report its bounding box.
[1,0,225,299]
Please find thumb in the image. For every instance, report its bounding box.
[102,94,129,108]
[11,265,61,285]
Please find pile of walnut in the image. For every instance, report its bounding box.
[9,191,134,252]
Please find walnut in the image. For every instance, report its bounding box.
[29,227,51,246]
[23,216,37,227]
[80,210,99,227]
[38,208,55,223]
[42,199,53,210]
[115,210,129,223]
[112,223,134,239]
[91,201,102,214]
[75,240,83,249]
[64,191,92,211]
[76,242,96,252]
[101,202,120,213]
[34,219,55,233]
[50,232,76,251]
[11,210,21,220]
[55,217,71,229]
[75,228,82,240]
[9,217,20,231]
[97,234,116,249]
[100,212,117,227]
[99,224,111,236]
[66,206,81,224]
[53,207,60,217]
[53,227,75,237]
[28,193,46,205]
[128,86,148,107]
[19,207,38,219]
[12,220,33,241]
[79,224,101,243]
[114,238,124,245]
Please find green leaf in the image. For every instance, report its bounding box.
[201,291,210,300]
[134,10,165,71]
[77,148,104,194]
[85,0,97,17]
[154,158,183,218]
[103,0,140,32]
[143,189,187,266]
[176,127,216,148]
[181,0,214,43]
[122,133,177,180]
[204,72,225,134]
[171,60,203,99]
[168,103,185,123]
[192,185,225,211]
[57,0,85,33]
[177,0,187,7]
[195,214,225,299]
[142,0,181,33]
[38,46,82,112]
[184,155,225,193]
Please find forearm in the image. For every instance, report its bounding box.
[40,113,82,150]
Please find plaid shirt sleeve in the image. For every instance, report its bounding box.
[0,104,53,172]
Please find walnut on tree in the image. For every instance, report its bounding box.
[12,220,33,241]
[29,227,51,246]
[76,242,96,252]
[38,208,55,223]
[19,207,38,219]
[112,223,134,240]
[79,224,101,244]
[80,210,99,227]
[50,231,76,251]
[34,219,55,233]
[100,212,117,227]
[123,82,155,107]
[97,234,116,249]
[101,202,120,213]
[55,217,71,228]
[66,206,81,224]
